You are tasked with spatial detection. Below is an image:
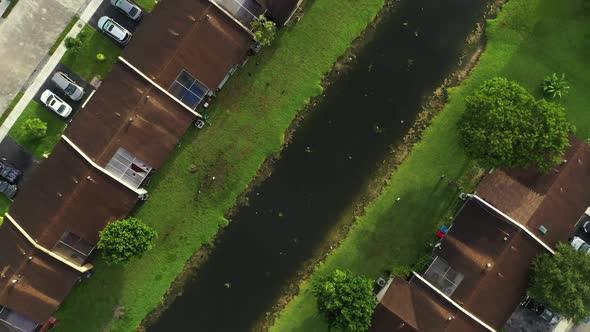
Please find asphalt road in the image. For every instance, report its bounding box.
[33,63,94,122]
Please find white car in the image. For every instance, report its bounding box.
[110,0,143,21]
[40,90,73,118]
[570,236,590,255]
[97,16,132,45]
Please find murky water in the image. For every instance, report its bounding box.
[149,0,488,330]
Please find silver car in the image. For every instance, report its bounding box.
[51,72,84,101]
[97,16,132,45]
[110,0,143,21]
[40,89,73,118]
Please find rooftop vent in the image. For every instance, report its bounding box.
[539,225,548,235]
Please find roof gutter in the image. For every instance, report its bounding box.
[467,194,556,255]
[412,271,497,332]
[61,135,148,196]
[4,213,93,273]
[117,56,203,118]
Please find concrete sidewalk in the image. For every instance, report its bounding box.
[0,0,104,142]
[0,0,86,113]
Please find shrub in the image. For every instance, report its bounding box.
[459,77,571,172]
[96,53,106,62]
[313,269,378,331]
[64,36,82,51]
[542,73,570,99]
[21,118,47,140]
[251,15,277,46]
[98,217,158,264]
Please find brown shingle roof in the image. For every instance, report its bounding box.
[8,140,138,249]
[257,0,301,25]
[371,277,487,332]
[478,137,590,248]
[0,222,79,324]
[65,63,194,169]
[123,0,253,90]
[435,199,545,329]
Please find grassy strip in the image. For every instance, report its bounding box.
[48,16,79,56]
[135,0,158,12]
[0,92,23,126]
[54,0,387,331]
[60,25,121,82]
[8,101,66,159]
[1,0,19,18]
[270,0,590,330]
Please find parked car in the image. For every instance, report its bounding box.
[97,16,132,45]
[571,236,590,255]
[110,0,143,20]
[0,180,17,199]
[51,72,85,101]
[523,297,560,324]
[40,90,73,118]
[582,220,590,234]
[0,159,21,184]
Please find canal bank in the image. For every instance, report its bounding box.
[146,0,492,331]
[53,0,390,331]
[272,0,590,330]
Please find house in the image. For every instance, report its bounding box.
[210,0,302,27]
[0,0,257,328]
[7,141,139,268]
[372,138,590,331]
[121,0,254,110]
[0,221,80,332]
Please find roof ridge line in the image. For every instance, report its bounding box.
[4,213,93,273]
[117,56,203,118]
[61,135,148,196]
[468,194,555,254]
[411,272,496,332]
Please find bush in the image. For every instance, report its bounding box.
[96,53,106,62]
[459,77,571,172]
[313,269,378,331]
[251,15,277,46]
[542,73,570,99]
[21,118,47,140]
[98,217,158,264]
[64,36,82,51]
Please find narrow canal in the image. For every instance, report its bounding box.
[149,0,489,330]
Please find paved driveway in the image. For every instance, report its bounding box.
[33,63,94,122]
[0,0,86,115]
[89,0,144,46]
[0,136,40,186]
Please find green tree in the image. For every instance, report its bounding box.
[313,269,378,331]
[21,118,47,140]
[64,36,82,51]
[98,217,157,264]
[251,15,276,46]
[459,77,571,172]
[529,243,590,321]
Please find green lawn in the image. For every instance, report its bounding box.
[8,101,66,159]
[270,0,590,331]
[54,0,387,331]
[60,25,121,82]
[135,0,158,12]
